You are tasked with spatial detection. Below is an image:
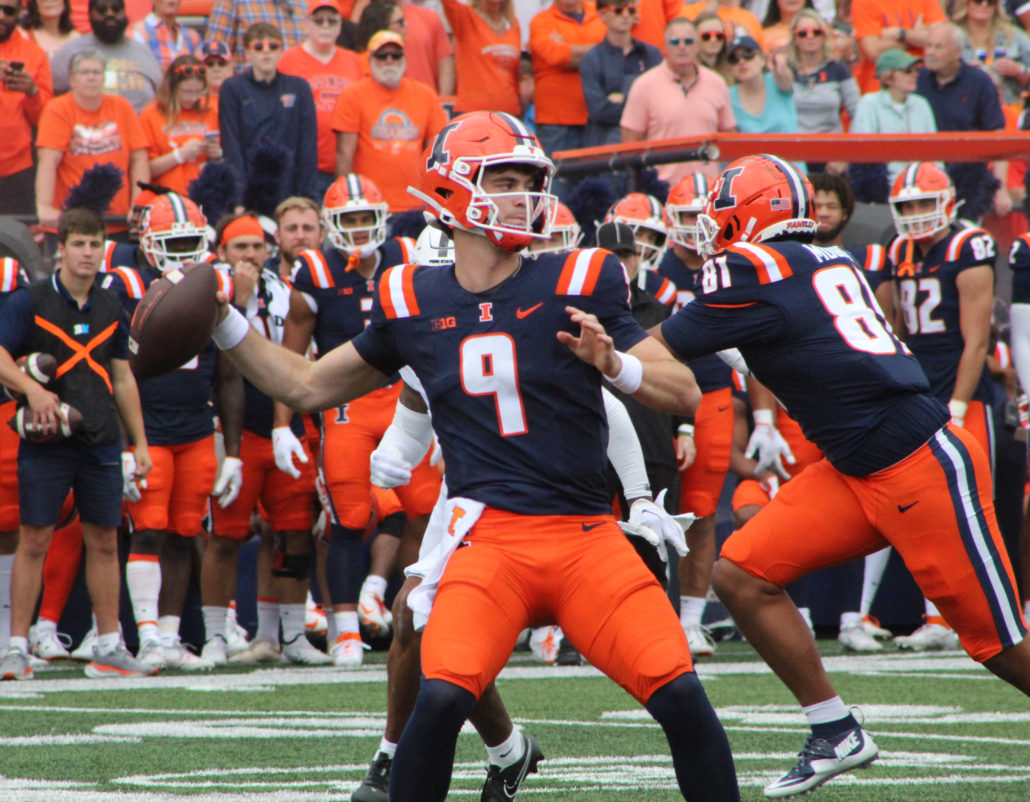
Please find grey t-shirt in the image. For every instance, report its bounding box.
[51,34,163,114]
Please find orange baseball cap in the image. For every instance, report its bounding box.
[307,0,343,14]
[367,30,404,53]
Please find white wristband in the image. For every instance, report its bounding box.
[948,399,968,420]
[172,148,185,165]
[606,351,643,394]
[753,409,774,427]
[212,306,250,350]
[677,422,695,437]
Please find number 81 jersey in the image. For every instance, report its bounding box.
[351,249,647,516]
[661,240,943,476]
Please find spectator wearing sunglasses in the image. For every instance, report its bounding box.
[786,9,857,173]
[693,11,732,83]
[580,0,661,146]
[851,0,943,91]
[52,0,162,112]
[622,17,736,184]
[200,39,233,96]
[279,0,363,199]
[956,0,1030,106]
[219,22,318,204]
[681,0,764,48]
[331,29,446,209]
[139,54,221,195]
[0,0,52,216]
[850,49,936,187]
[131,0,201,70]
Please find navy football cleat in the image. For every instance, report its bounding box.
[764,725,878,798]
[481,733,543,801]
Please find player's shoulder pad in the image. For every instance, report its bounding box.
[102,266,147,298]
[0,257,26,293]
[293,248,335,288]
[718,241,797,287]
[1009,233,1030,268]
[946,226,996,266]
[555,248,626,296]
[377,263,422,319]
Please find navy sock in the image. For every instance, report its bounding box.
[812,713,859,740]
[326,525,364,605]
[389,678,476,801]
[645,672,740,801]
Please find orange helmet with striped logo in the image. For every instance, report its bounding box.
[697,154,816,257]
[666,174,710,251]
[322,174,389,257]
[603,193,670,270]
[139,193,208,272]
[526,202,581,256]
[889,162,956,241]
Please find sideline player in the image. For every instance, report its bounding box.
[209,111,738,801]
[654,153,1030,798]
[605,192,678,306]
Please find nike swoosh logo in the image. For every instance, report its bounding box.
[581,522,604,531]
[516,303,543,319]
[898,501,919,513]
[499,747,514,758]
[717,406,729,412]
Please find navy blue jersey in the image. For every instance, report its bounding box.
[661,240,947,476]
[100,264,217,446]
[291,238,412,356]
[638,268,677,308]
[1009,233,1030,305]
[657,248,732,394]
[889,226,995,404]
[101,239,139,273]
[847,243,893,293]
[352,249,648,515]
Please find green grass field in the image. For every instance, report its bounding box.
[1,639,1028,800]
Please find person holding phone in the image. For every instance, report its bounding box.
[139,53,221,195]
[0,0,53,216]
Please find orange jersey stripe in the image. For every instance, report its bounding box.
[728,243,793,284]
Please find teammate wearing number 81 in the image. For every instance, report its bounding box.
[654,153,1030,799]
[210,110,738,801]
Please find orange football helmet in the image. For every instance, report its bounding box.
[604,193,669,270]
[413,111,557,252]
[666,174,710,251]
[323,174,389,257]
[139,193,209,272]
[889,162,956,240]
[526,202,581,256]
[697,154,817,257]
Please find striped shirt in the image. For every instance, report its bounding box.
[132,13,202,71]
[205,0,307,63]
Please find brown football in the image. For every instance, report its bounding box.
[8,402,83,443]
[129,262,220,380]
[2,352,58,402]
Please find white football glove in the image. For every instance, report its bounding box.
[370,445,413,489]
[620,489,694,563]
[272,426,308,479]
[746,422,795,479]
[121,451,143,503]
[213,456,243,509]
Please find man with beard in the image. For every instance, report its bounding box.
[0,0,51,216]
[51,0,161,113]
[331,31,446,211]
[219,22,318,206]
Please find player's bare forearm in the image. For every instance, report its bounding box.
[954,265,994,404]
[215,352,244,457]
[274,293,317,426]
[626,336,700,416]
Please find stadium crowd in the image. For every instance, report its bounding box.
[0,0,1030,799]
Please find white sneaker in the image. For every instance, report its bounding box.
[305,601,328,637]
[329,632,368,668]
[225,617,250,657]
[358,588,392,637]
[161,638,215,671]
[282,634,333,665]
[200,636,228,667]
[861,615,893,639]
[30,627,72,661]
[70,627,98,662]
[683,624,716,657]
[137,638,167,669]
[894,620,959,651]
[227,637,282,665]
[529,626,561,663]
[838,622,883,652]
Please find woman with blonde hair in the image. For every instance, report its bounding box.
[139,55,222,196]
[441,0,520,114]
[695,11,733,84]
[786,8,857,172]
[955,0,1030,105]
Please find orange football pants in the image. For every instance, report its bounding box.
[421,508,694,703]
[679,388,733,518]
[722,424,1026,662]
[322,384,441,528]
[129,436,217,536]
[0,400,18,531]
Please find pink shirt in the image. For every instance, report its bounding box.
[620,62,735,183]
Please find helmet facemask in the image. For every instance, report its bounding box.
[890,190,954,240]
[141,226,209,272]
[323,205,388,257]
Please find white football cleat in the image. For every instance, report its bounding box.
[282,634,333,665]
[330,632,369,668]
[30,627,72,661]
[161,638,215,671]
[683,624,716,657]
[305,600,328,637]
[894,620,959,651]
[70,627,98,662]
[137,638,167,670]
[837,622,883,653]
[200,636,229,667]
[224,616,251,657]
[861,615,893,639]
[358,588,392,637]
[529,626,561,664]
[765,725,878,797]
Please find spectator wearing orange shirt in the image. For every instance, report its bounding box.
[140,55,221,196]
[628,0,681,47]
[280,0,364,198]
[398,0,454,94]
[851,0,942,91]
[441,0,521,115]
[529,0,605,195]
[332,30,446,209]
[35,50,150,233]
[0,0,52,216]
